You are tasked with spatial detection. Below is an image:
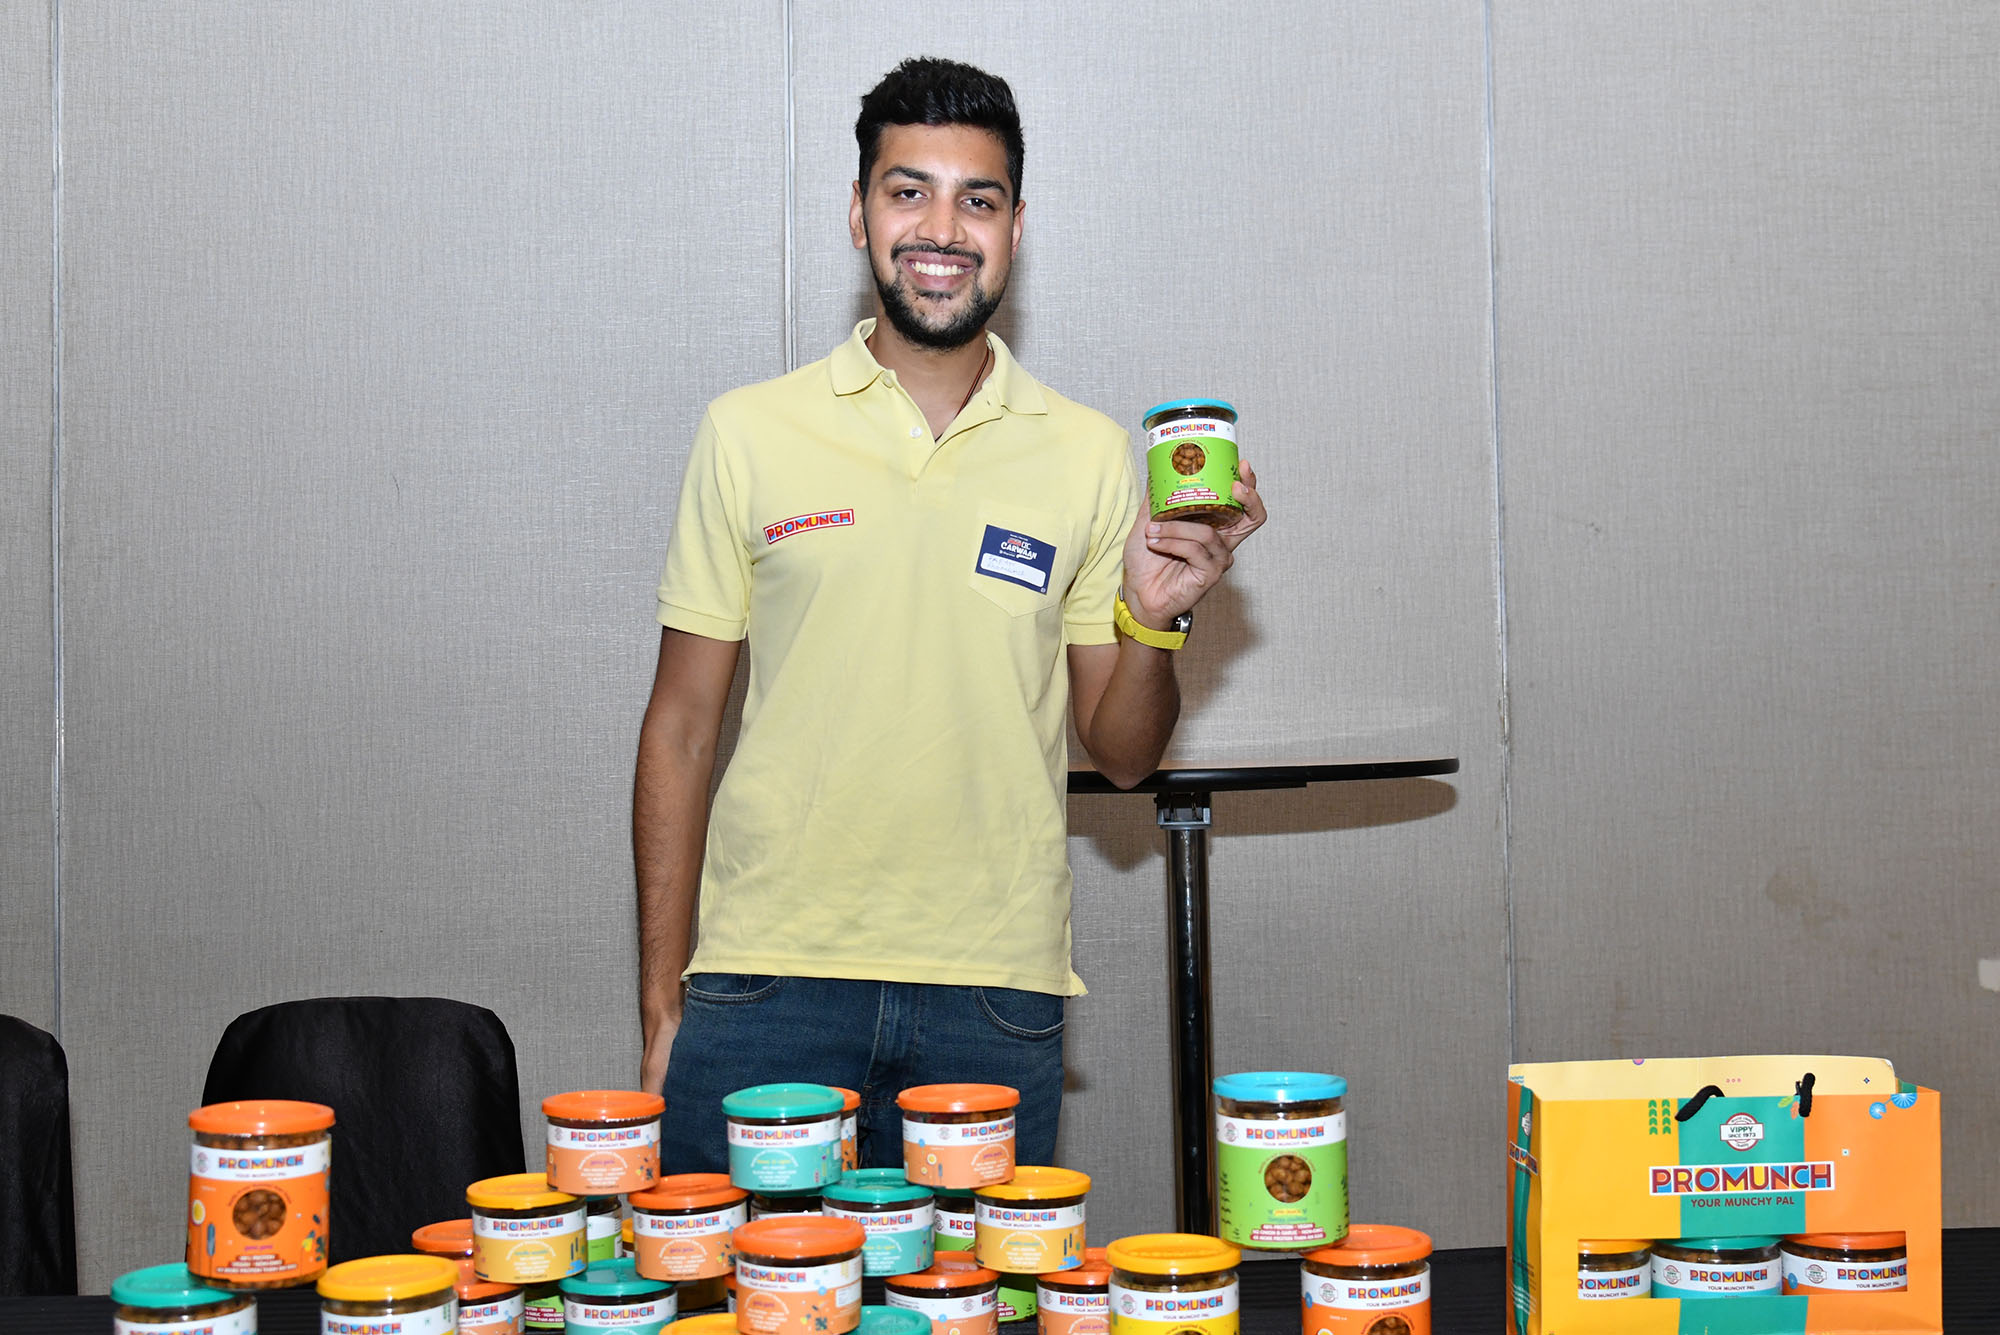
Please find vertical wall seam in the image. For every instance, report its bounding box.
[48,0,66,1043]
[781,0,796,371]
[1480,0,1516,1066]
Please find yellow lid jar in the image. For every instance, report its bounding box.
[1105,1235,1240,1335]
[466,1173,587,1285]
[317,1254,459,1334]
[973,1167,1089,1274]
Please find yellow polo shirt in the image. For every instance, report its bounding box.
[657,320,1137,995]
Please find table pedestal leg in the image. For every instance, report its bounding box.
[1157,789,1214,1236]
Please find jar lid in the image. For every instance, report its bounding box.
[824,1168,933,1206]
[410,1218,474,1257]
[1037,1257,1113,1288]
[1211,1072,1346,1103]
[1105,1234,1240,1276]
[561,1258,668,1298]
[466,1171,579,1211]
[974,1165,1089,1202]
[1303,1224,1433,1268]
[888,1262,999,1289]
[110,1264,240,1310]
[460,1276,521,1302]
[722,1082,843,1119]
[1576,1238,1651,1255]
[897,1083,1021,1114]
[832,1086,862,1112]
[542,1090,667,1122]
[1144,398,1238,419]
[633,1172,747,1213]
[188,1098,335,1136]
[1785,1231,1906,1251]
[669,1316,743,1335]
[733,1215,867,1259]
[857,1306,933,1335]
[1674,1235,1781,1251]
[318,1255,460,1303]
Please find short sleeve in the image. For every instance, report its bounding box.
[1062,445,1140,646]
[656,409,752,641]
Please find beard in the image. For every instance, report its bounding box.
[872,242,1008,350]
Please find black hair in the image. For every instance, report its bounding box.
[856,57,1024,201]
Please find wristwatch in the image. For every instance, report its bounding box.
[1114,595,1192,650]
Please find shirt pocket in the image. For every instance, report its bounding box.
[966,501,1071,618]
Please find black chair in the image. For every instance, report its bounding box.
[201,997,525,1263]
[0,1016,77,1296]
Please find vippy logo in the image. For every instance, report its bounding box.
[1719,1112,1764,1151]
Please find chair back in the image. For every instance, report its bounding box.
[0,1016,77,1296]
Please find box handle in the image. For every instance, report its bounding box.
[1673,1072,1817,1122]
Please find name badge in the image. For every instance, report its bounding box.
[975,526,1057,594]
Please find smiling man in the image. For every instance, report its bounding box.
[636,57,1264,1170]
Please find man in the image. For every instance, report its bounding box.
[635,57,1264,1170]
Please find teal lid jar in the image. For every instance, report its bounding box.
[723,1083,845,1192]
[1212,1070,1349,1250]
[560,1258,678,1334]
[822,1169,936,1276]
[111,1264,257,1332]
[857,1305,932,1335]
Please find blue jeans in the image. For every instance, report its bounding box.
[659,975,1065,1174]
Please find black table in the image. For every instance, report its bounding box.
[1070,757,1460,1234]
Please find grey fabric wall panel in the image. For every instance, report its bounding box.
[2,1,54,1032]
[1494,6,2000,1226]
[792,2,1504,1245]
[58,3,785,1285]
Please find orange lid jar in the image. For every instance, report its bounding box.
[732,1216,866,1335]
[187,1099,334,1289]
[629,1173,750,1282]
[883,1262,1000,1335]
[542,1090,666,1196]
[1301,1226,1431,1335]
[1036,1252,1111,1335]
[898,1085,1019,1189]
[1780,1232,1908,1294]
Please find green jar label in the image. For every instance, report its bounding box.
[1145,418,1242,523]
[1214,1110,1347,1248]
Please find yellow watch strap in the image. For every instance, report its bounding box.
[1115,596,1188,650]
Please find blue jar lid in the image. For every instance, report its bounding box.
[1674,1236,1781,1252]
[722,1082,842,1120]
[1212,1071,1347,1103]
[561,1257,670,1298]
[1143,397,1238,420]
[823,1168,932,1206]
[110,1264,241,1310]
[857,1306,932,1335]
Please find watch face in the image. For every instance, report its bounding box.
[1172,612,1193,632]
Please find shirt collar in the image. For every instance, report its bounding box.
[829,318,1049,415]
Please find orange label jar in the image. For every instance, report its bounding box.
[544,1091,666,1196]
[631,1174,750,1281]
[468,1173,588,1285]
[974,1168,1089,1275]
[834,1088,862,1172]
[1780,1232,1909,1294]
[460,1277,527,1334]
[1300,1226,1430,1335]
[900,1085,1019,1189]
[883,1262,1000,1335]
[1036,1253,1110,1335]
[186,1099,333,1288]
[733,1215,866,1335]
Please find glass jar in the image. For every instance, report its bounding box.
[1106,1234,1240,1335]
[899,1085,1020,1188]
[883,1261,1000,1335]
[824,1169,937,1276]
[560,1257,678,1334]
[458,1277,526,1335]
[752,1189,823,1218]
[317,1255,459,1335]
[1300,1224,1431,1333]
[521,1279,564,1331]
[733,1215,866,1335]
[466,1172,587,1284]
[974,1168,1089,1274]
[587,1196,623,1263]
[1036,1252,1111,1335]
[724,1084,846,1192]
[186,1098,334,1288]
[1141,400,1243,527]
[1651,1237,1782,1298]
[1576,1238,1651,1300]
[935,1190,976,1252]
[543,1091,666,1196]
[630,1173,750,1281]
[111,1263,257,1334]
[833,1087,863,1172]
[1211,1072,1348,1250]
[1780,1232,1909,1294]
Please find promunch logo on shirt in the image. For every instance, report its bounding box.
[765,509,856,544]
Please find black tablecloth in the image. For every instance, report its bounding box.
[10,1234,1997,1332]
